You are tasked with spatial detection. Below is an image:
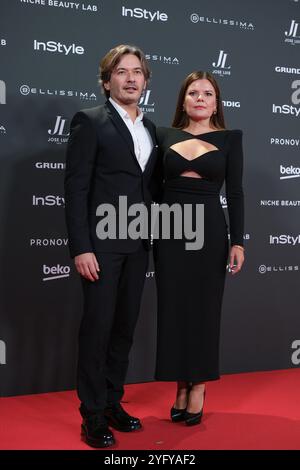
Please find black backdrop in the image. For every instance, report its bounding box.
[1,0,300,396]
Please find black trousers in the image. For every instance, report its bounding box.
[77,244,149,414]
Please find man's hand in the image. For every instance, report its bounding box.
[74,253,100,282]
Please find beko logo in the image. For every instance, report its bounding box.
[122,6,168,22]
[43,264,70,281]
[34,40,85,55]
[280,164,300,179]
[269,234,300,245]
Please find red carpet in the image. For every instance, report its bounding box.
[1,369,300,450]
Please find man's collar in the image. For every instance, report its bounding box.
[109,97,143,122]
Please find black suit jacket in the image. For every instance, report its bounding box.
[64,101,160,258]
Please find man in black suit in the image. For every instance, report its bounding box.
[65,45,160,448]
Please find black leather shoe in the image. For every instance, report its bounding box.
[81,414,115,448]
[170,406,187,422]
[185,390,206,426]
[104,403,142,432]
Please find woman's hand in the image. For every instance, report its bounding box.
[229,245,245,275]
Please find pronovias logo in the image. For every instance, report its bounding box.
[122,6,168,22]
[34,40,84,55]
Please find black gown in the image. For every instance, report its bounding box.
[154,127,244,382]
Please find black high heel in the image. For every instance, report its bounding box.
[185,390,206,426]
[170,406,187,422]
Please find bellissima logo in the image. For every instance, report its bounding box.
[259,264,299,274]
[0,340,6,365]
[190,13,254,30]
[20,0,99,13]
[20,84,97,101]
[280,164,300,179]
[34,40,84,55]
[122,6,168,22]
[145,54,179,65]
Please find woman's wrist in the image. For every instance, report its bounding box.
[232,244,245,252]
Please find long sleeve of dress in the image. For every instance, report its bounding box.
[225,130,244,246]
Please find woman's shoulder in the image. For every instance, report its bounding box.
[156,126,180,144]
[227,128,243,136]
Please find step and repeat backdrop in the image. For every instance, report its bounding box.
[0,0,300,396]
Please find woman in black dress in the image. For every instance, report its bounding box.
[154,71,245,426]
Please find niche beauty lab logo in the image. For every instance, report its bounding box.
[272,80,300,117]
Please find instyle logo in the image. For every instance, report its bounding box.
[212,50,231,77]
[190,13,254,30]
[280,164,300,179]
[20,84,97,101]
[43,264,70,281]
[0,80,6,104]
[34,39,85,55]
[122,6,168,22]
[269,234,300,245]
[0,340,6,365]
[32,195,65,206]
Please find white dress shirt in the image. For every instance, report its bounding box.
[109,97,153,172]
